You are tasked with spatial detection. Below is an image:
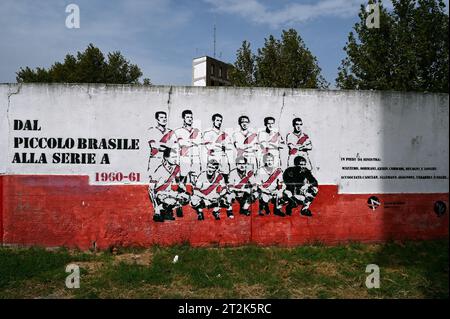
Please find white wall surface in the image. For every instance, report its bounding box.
[0,84,448,194]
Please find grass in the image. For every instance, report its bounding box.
[0,240,448,299]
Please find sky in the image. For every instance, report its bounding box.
[0,0,448,86]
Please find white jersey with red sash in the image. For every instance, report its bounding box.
[232,130,259,170]
[256,166,285,205]
[147,126,175,175]
[193,171,226,202]
[256,167,283,193]
[258,130,284,168]
[286,132,312,169]
[149,163,185,214]
[151,163,182,200]
[203,128,231,174]
[174,126,202,176]
[228,168,256,193]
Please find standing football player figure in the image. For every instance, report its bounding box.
[233,116,259,172]
[174,110,202,183]
[258,116,284,169]
[202,113,232,183]
[286,117,312,170]
[283,156,318,217]
[149,148,190,222]
[227,156,258,216]
[256,153,286,217]
[147,111,175,180]
[190,159,231,221]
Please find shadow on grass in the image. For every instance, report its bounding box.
[371,240,449,298]
[0,246,102,297]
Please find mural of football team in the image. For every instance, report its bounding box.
[147,110,318,222]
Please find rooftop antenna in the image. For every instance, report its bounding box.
[213,24,216,58]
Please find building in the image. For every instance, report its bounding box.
[192,56,232,87]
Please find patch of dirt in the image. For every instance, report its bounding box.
[363,244,383,253]
[314,262,340,277]
[233,283,267,298]
[77,261,105,272]
[330,286,371,299]
[35,288,72,299]
[93,275,196,298]
[3,281,74,299]
[113,251,153,266]
[289,287,317,298]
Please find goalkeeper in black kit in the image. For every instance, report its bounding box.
[283,156,319,217]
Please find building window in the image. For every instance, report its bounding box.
[211,80,215,86]
[211,64,215,76]
[219,67,222,78]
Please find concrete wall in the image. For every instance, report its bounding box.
[0,83,448,249]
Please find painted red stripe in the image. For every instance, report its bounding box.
[198,174,223,196]
[160,130,174,143]
[190,129,199,140]
[0,175,448,249]
[235,171,254,189]
[180,146,189,156]
[262,168,282,188]
[244,133,257,145]
[269,132,280,143]
[155,166,180,192]
[216,132,227,143]
[297,134,309,145]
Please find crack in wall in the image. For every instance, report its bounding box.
[279,91,286,131]
[86,84,93,99]
[6,84,23,159]
[167,86,173,118]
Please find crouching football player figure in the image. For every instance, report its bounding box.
[227,156,258,216]
[256,153,286,217]
[149,148,190,222]
[191,159,230,221]
[283,156,319,217]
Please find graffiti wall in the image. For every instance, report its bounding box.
[0,84,448,249]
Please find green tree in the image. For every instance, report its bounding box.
[16,44,146,85]
[255,35,282,87]
[142,78,152,86]
[230,29,328,89]
[337,0,449,93]
[278,29,328,89]
[228,41,256,87]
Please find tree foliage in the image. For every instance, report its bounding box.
[337,0,449,93]
[228,41,256,87]
[17,44,147,85]
[230,29,328,89]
